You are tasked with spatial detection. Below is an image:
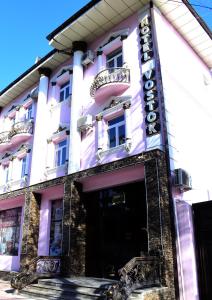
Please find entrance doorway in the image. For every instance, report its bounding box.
[193,201,212,300]
[85,181,147,279]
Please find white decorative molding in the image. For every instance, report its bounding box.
[97,144,128,159]
[97,28,129,53]
[96,96,131,119]
[51,65,73,85]
[46,163,68,176]
[50,96,71,112]
[48,126,70,144]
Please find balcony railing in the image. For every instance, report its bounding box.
[10,120,33,138]
[90,67,130,99]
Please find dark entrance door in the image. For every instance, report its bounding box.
[85,181,147,279]
[193,201,212,300]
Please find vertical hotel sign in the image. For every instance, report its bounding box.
[139,13,161,136]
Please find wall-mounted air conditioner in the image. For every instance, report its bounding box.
[77,115,93,131]
[174,168,192,191]
[82,50,95,66]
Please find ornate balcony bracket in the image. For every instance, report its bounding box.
[10,256,60,290]
[105,255,162,300]
[90,67,130,99]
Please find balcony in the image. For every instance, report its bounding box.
[90,67,130,103]
[10,120,33,145]
[0,131,11,152]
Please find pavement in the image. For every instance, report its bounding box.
[0,280,28,300]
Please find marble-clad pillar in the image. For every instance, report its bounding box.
[20,191,41,269]
[61,179,86,276]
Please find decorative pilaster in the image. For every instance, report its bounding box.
[25,149,31,176]
[30,68,51,184]
[145,153,176,299]
[51,81,57,106]
[61,180,86,276]
[145,158,162,253]
[96,115,103,160]
[20,191,41,269]
[97,50,104,72]
[123,102,132,152]
[68,41,87,174]
[121,35,128,66]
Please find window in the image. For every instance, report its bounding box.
[21,157,27,178]
[108,115,125,148]
[106,48,123,69]
[4,166,9,184]
[25,104,33,120]
[49,200,62,256]
[59,81,70,102]
[0,207,22,256]
[55,140,67,167]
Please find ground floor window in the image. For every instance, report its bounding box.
[0,207,22,256]
[49,199,63,256]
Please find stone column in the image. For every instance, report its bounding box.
[30,68,51,185]
[61,179,86,276]
[97,50,104,73]
[145,153,176,299]
[68,41,87,174]
[20,191,41,269]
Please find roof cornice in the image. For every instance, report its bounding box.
[0,49,57,96]
[46,0,101,42]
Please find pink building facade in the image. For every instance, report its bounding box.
[0,1,211,299]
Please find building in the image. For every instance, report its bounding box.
[0,0,211,299]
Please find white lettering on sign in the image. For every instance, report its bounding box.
[139,14,161,136]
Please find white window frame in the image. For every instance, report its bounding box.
[59,81,71,102]
[4,165,9,184]
[55,139,67,167]
[107,115,125,149]
[106,48,123,69]
[21,156,27,178]
[25,104,33,120]
[95,97,132,161]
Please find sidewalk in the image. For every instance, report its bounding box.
[0,280,27,300]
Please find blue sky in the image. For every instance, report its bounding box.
[0,0,211,91]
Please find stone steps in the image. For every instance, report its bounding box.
[19,277,168,300]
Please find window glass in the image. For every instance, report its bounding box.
[59,81,70,102]
[106,48,123,69]
[109,127,116,148]
[118,124,125,145]
[108,115,125,148]
[0,207,22,256]
[25,104,33,120]
[55,140,67,167]
[49,200,62,256]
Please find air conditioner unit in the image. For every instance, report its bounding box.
[82,50,95,66]
[174,168,192,191]
[77,115,93,131]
